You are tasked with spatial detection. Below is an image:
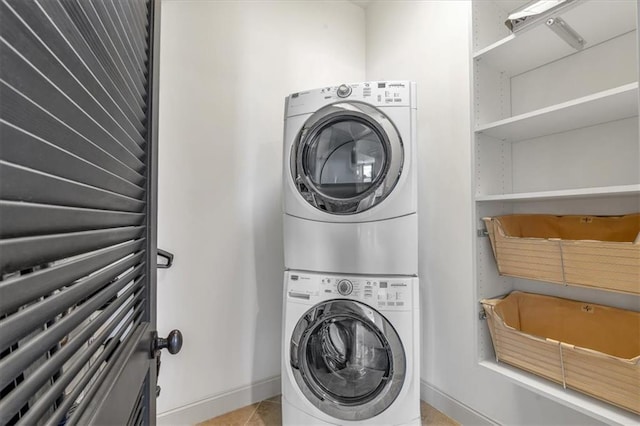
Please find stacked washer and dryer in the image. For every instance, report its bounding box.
[281,81,420,425]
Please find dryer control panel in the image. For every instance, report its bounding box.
[286,271,415,311]
[285,81,416,117]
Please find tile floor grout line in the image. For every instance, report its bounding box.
[243,401,261,426]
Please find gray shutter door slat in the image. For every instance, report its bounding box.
[0,267,145,391]
[0,201,145,239]
[15,295,143,426]
[0,85,145,186]
[130,0,149,32]
[2,1,146,153]
[58,0,145,109]
[0,239,144,315]
[70,322,148,426]
[90,0,145,87]
[0,161,146,212]
[1,124,146,200]
[0,259,144,350]
[119,0,147,56]
[0,44,145,172]
[0,285,144,425]
[5,0,146,144]
[35,294,142,426]
[61,0,145,102]
[115,0,147,65]
[110,3,146,79]
[128,384,145,426]
[37,0,146,125]
[86,0,146,94]
[0,226,144,275]
[0,0,156,423]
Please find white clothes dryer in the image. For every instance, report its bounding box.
[281,270,420,426]
[283,81,418,275]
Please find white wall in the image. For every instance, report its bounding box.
[365,2,602,425]
[156,0,364,420]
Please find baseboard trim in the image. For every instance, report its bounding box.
[420,380,496,425]
[157,375,281,425]
[157,376,490,425]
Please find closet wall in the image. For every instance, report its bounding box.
[155,1,365,422]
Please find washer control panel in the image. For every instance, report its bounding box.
[287,272,414,311]
[285,81,415,116]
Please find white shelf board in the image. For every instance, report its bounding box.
[476,184,640,202]
[473,0,638,76]
[476,83,639,141]
[480,360,639,425]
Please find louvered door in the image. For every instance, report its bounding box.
[0,0,161,424]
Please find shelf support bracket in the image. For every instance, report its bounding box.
[546,17,585,51]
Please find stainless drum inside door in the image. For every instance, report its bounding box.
[291,102,403,214]
[289,300,406,421]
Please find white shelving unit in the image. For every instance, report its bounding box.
[473,0,637,76]
[480,361,640,425]
[471,0,640,423]
[475,184,640,202]
[476,83,638,141]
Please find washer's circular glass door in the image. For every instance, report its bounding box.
[291,102,403,214]
[289,300,406,421]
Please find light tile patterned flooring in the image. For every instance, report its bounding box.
[197,395,459,426]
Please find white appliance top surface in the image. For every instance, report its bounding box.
[286,270,415,311]
[285,81,415,117]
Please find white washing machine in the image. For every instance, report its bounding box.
[282,270,420,426]
[283,81,418,275]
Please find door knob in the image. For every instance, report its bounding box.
[153,330,182,397]
[153,329,183,355]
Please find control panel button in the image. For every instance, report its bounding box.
[337,279,353,296]
[336,84,352,98]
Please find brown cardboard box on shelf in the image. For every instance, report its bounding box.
[483,213,640,295]
[482,291,640,414]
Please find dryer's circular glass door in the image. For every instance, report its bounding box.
[289,300,406,421]
[291,102,403,214]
